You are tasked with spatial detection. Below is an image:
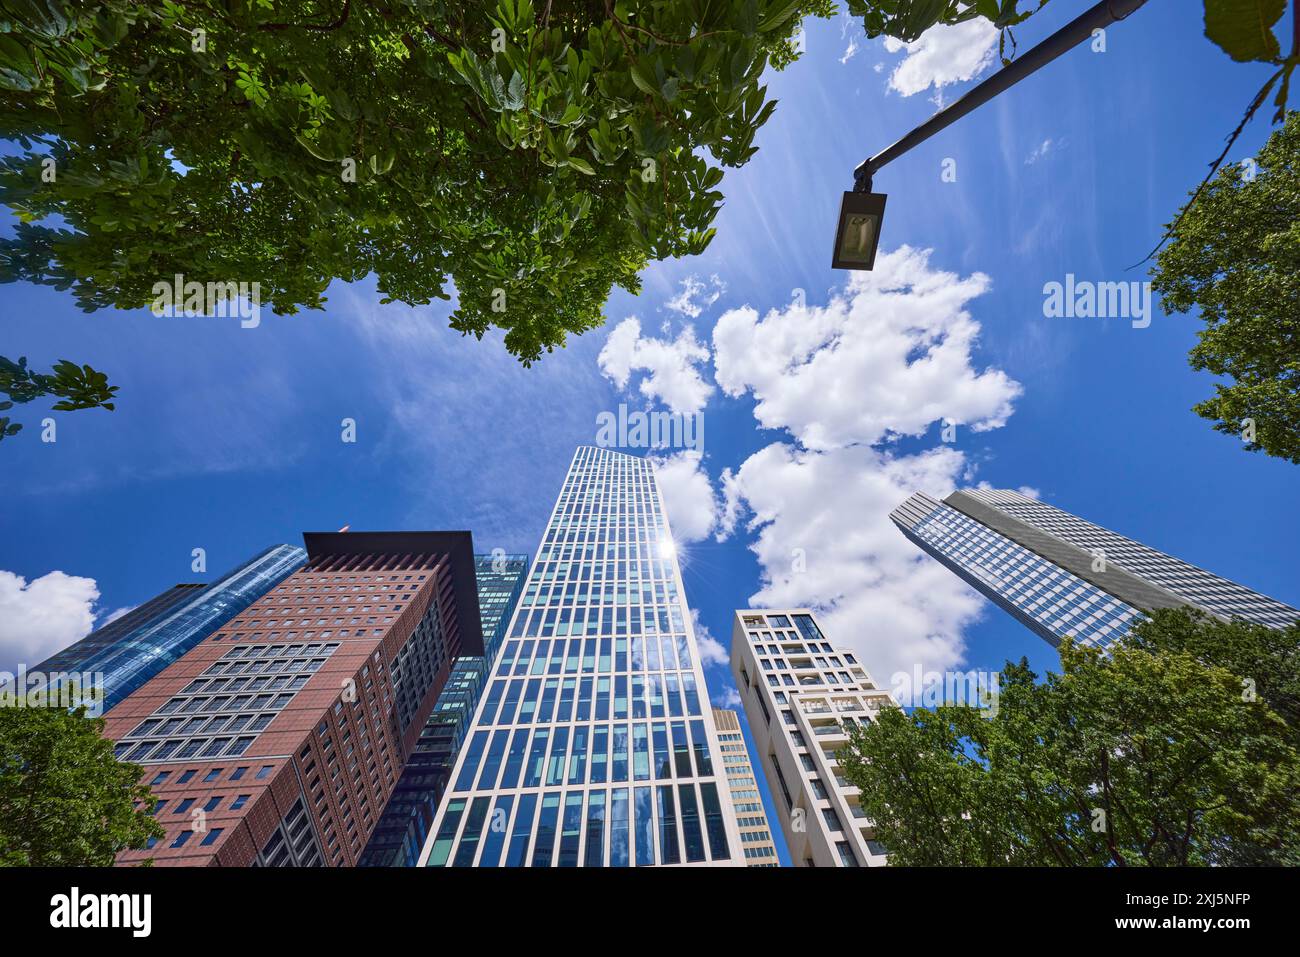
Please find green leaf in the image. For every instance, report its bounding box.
[1203,0,1286,63]
[629,61,657,96]
[759,0,804,33]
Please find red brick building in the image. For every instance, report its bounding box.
[105,531,482,866]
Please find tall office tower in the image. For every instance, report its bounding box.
[711,708,779,867]
[360,552,529,867]
[36,545,307,712]
[892,488,1300,651]
[419,446,743,867]
[104,531,482,866]
[730,609,898,867]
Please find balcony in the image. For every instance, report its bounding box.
[811,723,846,738]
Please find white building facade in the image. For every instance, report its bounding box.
[419,446,742,866]
[712,708,778,866]
[730,609,898,867]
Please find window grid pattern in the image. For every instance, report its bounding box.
[731,609,897,867]
[905,501,1142,650]
[38,545,307,711]
[420,446,741,867]
[961,488,1300,630]
[358,553,530,868]
[713,708,778,866]
[112,641,340,764]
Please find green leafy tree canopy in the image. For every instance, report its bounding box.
[838,609,1300,866]
[0,705,163,866]
[0,0,841,364]
[0,1,1075,365]
[1151,111,1300,463]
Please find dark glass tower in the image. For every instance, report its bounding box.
[35,545,307,712]
[892,488,1299,650]
[359,552,529,867]
[38,584,206,673]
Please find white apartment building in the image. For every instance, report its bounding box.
[712,708,778,866]
[730,609,897,867]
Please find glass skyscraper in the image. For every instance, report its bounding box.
[36,544,307,711]
[360,552,529,867]
[892,488,1299,650]
[419,446,743,866]
[37,584,207,672]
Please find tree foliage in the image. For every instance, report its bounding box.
[0,705,163,866]
[1151,111,1300,464]
[0,353,117,441]
[1202,0,1297,122]
[0,0,841,364]
[0,0,1083,368]
[838,610,1300,866]
[847,0,1048,60]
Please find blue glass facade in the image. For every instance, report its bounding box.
[38,583,205,672]
[359,552,529,867]
[895,497,1142,650]
[956,487,1300,629]
[419,447,742,867]
[37,545,307,711]
[894,488,1299,651]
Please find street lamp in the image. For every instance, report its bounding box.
[833,0,1148,271]
[831,187,887,270]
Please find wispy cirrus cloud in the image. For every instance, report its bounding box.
[664,274,726,320]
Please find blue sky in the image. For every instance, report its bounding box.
[3,3,1297,866]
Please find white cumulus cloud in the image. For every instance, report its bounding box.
[598,317,714,416]
[884,18,999,97]
[719,443,988,687]
[690,608,729,667]
[712,683,742,709]
[712,246,1021,451]
[0,570,100,672]
[710,247,1023,694]
[652,450,720,544]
